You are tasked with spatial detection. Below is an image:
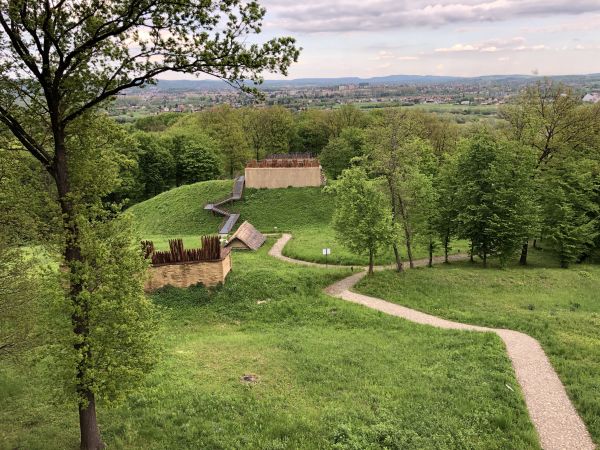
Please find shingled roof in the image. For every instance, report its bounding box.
[226,221,266,251]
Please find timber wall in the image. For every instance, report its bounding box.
[244,167,322,189]
[145,252,231,291]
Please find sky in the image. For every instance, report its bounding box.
[161,0,600,80]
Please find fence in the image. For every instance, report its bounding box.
[245,158,320,168]
[142,236,226,266]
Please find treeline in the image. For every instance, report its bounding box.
[109,82,600,268]
[126,104,355,199]
[122,102,460,203]
[326,82,600,270]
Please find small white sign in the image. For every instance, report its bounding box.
[322,248,331,255]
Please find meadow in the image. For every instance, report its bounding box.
[355,248,600,444]
[1,242,539,449]
[129,180,467,264]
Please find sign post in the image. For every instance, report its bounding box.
[322,248,331,268]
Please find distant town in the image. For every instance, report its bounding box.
[108,73,600,122]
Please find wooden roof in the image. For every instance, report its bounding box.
[226,221,266,251]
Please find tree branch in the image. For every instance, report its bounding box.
[0,105,52,170]
[0,10,43,81]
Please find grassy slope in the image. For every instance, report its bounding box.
[355,248,600,445]
[129,181,467,265]
[1,242,539,449]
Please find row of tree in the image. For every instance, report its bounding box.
[119,103,460,203]
[125,104,372,201]
[328,83,600,272]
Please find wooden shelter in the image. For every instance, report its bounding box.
[226,221,266,251]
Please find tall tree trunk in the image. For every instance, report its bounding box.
[79,392,103,450]
[443,232,450,264]
[404,229,414,268]
[396,193,414,268]
[427,241,433,267]
[470,241,474,263]
[53,130,104,450]
[368,248,374,275]
[482,241,488,268]
[520,242,529,265]
[392,243,403,272]
[428,241,433,268]
[387,177,403,272]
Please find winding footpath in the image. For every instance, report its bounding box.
[269,234,595,450]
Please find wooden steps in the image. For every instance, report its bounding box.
[204,176,245,235]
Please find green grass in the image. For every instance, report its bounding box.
[1,241,539,449]
[283,227,469,266]
[128,180,233,236]
[408,103,499,115]
[129,180,467,265]
[355,248,600,445]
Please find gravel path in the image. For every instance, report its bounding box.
[270,234,595,450]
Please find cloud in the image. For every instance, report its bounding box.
[520,14,600,33]
[371,50,420,61]
[434,36,550,53]
[265,0,600,33]
[435,44,479,53]
[371,50,395,60]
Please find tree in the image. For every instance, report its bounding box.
[326,104,368,137]
[433,156,460,263]
[167,132,221,186]
[501,81,600,264]
[0,235,48,359]
[367,109,434,270]
[244,106,294,160]
[67,210,159,404]
[421,113,460,159]
[135,132,175,198]
[133,113,181,132]
[320,127,365,179]
[540,159,599,268]
[202,105,252,177]
[0,140,59,245]
[454,132,539,267]
[292,109,331,154]
[0,139,57,358]
[409,170,439,267]
[325,166,393,274]
[0,2,298,448]
[177,137,221,184]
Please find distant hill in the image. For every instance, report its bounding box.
[146,73,600,92]
[152,75,464,91]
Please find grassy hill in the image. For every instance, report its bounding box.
[129,180,331,235]
[129,180,233,236]
[356,248,600,445]
[1,243,538,449]
[129,180,466,265]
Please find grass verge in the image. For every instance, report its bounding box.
[354,248,600,445]
[1,241,539,449]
